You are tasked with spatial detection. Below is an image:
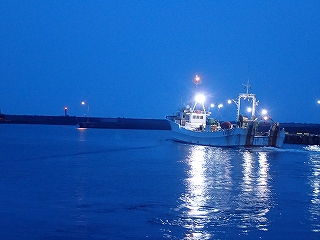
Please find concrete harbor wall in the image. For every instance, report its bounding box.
[0,114,79,125]
[285,134,320,145]
[1,114,320,145]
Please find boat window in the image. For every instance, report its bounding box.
[200,116,203,119]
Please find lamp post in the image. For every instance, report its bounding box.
[64,107,68,116]
[81,101,89,122]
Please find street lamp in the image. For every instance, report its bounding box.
[64,107,68,116]
[317,100,320,104]
[81,101,90,122]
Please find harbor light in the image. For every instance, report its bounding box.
[218,104,223,109]
[64,107,68,116]
[228,99,232,104]
[81,101,90,122]
[210,103,215,108]
[318,100,320,104]
[247,107,252,113]
[195,94,205,103]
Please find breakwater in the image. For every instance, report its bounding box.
[285,134,320,145]
[281,122,320,145]
[78,118,170,130]
[0,114,170,130]
[1,114,320,144]
[0,114,79,125]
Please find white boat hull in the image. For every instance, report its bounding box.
[169,120,286,148]
[169,121,249,147]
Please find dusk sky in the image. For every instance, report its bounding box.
[1,1,320,123]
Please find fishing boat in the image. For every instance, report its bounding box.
[167,78,285,147]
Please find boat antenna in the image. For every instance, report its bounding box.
[242,79,251,96]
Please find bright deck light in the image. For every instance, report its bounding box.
[261,109,268,115]
[210,103,215,108]
[247,107,252,112]
[218,104,223,109]
[228,99,232,104]
[318,100,320,104]
[195,94,205,103]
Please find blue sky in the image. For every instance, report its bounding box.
[1,1,320,123]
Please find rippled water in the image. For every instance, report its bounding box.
[0,124,319,239]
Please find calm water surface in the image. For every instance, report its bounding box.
[0,124,319,239]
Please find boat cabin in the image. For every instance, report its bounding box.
[184,110,207,130]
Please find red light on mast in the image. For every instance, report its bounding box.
[193,75,202,84]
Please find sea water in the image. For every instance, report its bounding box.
[0,124,319,240]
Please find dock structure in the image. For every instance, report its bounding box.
[281,123,320,145]
[1,114,320,144]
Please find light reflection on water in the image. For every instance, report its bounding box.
[173,145,273,239]
[306,145,320,232]
[237,151,270,232]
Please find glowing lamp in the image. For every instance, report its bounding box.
[218,104,223,109]
[193,75,202,84]
[247,107,252,112]
[261,109,268,115]
[195,94,205,103]
[210,103,215,108]
[318,100,320,104]
[227,99,232,104]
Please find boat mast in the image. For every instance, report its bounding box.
[237,80,257,121]
[192,75,204,113]
[193,75,201,92]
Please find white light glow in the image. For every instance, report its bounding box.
[218,104,223,109]
[318,100,320,104]
[228,99,232,104]
[210,103,215,108]
[247,107,252,112]
[195,94,205,103]
[261,109,268,115]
